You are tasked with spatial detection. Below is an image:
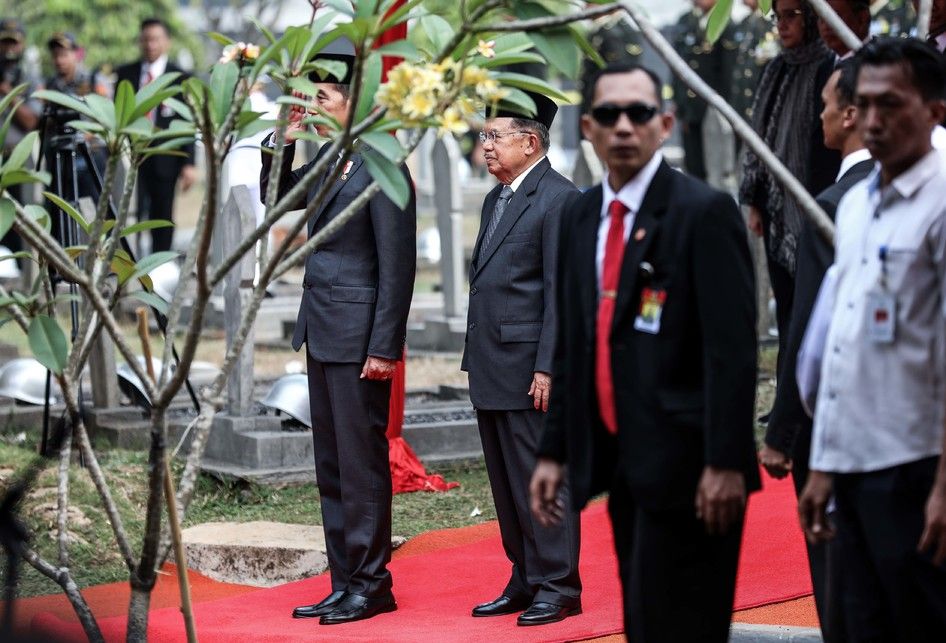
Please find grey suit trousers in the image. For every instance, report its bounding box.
[477,409,581,605]
[306,354,393,598]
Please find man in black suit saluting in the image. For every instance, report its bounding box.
[530,63,760,642]
[462,92,582,626]
[260,38,415,625]
[116,18,196,253]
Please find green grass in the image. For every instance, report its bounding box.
[0,441,495,599]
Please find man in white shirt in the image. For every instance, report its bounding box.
[799,37,946,641]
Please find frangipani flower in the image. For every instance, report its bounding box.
[476,40,496,59]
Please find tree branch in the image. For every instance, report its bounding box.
[22,547,103,642]
[472,2,621,33]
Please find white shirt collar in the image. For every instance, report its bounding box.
[507,155,546,193]
[601,151,663,219]
[869,148,943,201]
[837,148,872,181]
[142,55,168,80]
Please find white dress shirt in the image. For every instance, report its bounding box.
[836,148,872,182]
[811,148,946,473]
[140,55,168,87]
[596,151,663,288]
[507,155,546,193]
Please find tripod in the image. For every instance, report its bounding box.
[35,106,199,457]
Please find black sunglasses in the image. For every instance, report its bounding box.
[590,102,659,126]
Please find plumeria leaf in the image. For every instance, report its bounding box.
[707,0,734,44]
[362,148,409,209]
[28,315,69,375]
[126,290,169,316]
[360,131,404,163]
[43,192,91,235]
[4,131,38,172]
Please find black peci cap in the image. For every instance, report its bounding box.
[493,90,558,129]
[308,37,356,85]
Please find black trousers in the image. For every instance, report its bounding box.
[791,429,846,643]
[137,164,178,253]
[682,119,707,181]
[833,457,946,642]
[762,220,795,374]
[306,354,393,598]
[477,409,582,606]
[608,472,742,643]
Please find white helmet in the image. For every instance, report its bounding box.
[260,374,311,427]
[0,358,61,405]
[117,357,167,409]
[148,261,181,305]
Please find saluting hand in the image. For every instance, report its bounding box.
[529,371,551,412]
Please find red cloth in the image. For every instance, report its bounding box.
[30,472,814,642]
[374,0,407,82]
[596,199,628,434]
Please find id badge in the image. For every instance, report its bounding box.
[634,288,666,334]
[866,290,895,343]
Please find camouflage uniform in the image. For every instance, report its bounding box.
[580,15,650,114]
[729,11,775,125]
[671,8,738,181]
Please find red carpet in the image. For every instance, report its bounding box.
[31,472,811,642]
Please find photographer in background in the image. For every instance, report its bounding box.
[0,18,41,255]
[42,32,108,203]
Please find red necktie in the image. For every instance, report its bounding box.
[596,199,629,435]
[143,69,156,122]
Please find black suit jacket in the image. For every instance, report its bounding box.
[460,158,578,409]
[765,158,875,453]
[538,161,760,512]
[116,60,195,177]
[260,140,416,364]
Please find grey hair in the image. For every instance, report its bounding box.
[510,118,550,151]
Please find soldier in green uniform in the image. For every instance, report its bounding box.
[730,0,777,128]
[671,0,739,181]
[870,0,914,37]
[579,13,651,114]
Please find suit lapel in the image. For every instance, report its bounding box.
[612,161,673,328]
[470,186,500,273]
[472,158,551,280]
[309,152,363,234]
[578,187,603,340]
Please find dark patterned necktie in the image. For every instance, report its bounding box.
[481,185,514,252]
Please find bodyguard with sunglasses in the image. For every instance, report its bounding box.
[530,63,760,642]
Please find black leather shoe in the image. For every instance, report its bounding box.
[517,601,582,626]
[319,592,397,625]
[292,590,347,618]
[471,594,532,617]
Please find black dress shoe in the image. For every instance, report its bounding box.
[471,594,532,617]
[319,592,397,625]
[517,601,582,626]
[292,590,347,618]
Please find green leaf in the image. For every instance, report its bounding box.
[570,25,605,70]
[355,52,382,124]
[43,192,90,235]
[378,0,424,33]
[0,198,15,241]
[114,79,135,129]
[0,82,27,116]
[210,61,241,127]
[125,290,169,316]
[238,118,277,141]
[28,316,68,375]
[362,148,409,209]
[1,169,49,189]
[119,219,174,238]
[128,88,179,123]
[24,204,51,233]
[493,72,571,103]
[375,40,421,61]
[135,72,181,108]
[66,121,108,137]
[491,33,534,55]
[305,59,347,84]
[83,94,117,130]
[759,0,773,14]
[208,32,235,47]
[122,251,178,286]
[492,87,537,119]
[4,130,38,172]
[527,29,580,78]
[707,0,734,44]
[249,17,276,45]
[480,51,547,69]
[360,131,404,163]
[30,90,99,121]
[322,0,355,17]
[419,15,454,56]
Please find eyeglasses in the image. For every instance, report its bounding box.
[590,102,659,127]
[479,130,530,143]
[770,8,804,22]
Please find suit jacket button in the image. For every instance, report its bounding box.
[469,322,476,330]
[470,287,478,295]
